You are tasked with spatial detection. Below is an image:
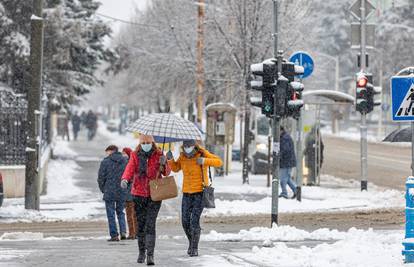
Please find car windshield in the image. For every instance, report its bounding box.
[257,117,269,136]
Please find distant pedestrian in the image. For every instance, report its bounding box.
[86,110,98,141]
[71,112,81,141]
[279,126,297,199]
[80,111,87,128]
[98,145,128,242]
[62,112,70,141]
[120,135,170,265]
[167,140,222,257]
[304,126,324,185]
[122,147,137,240]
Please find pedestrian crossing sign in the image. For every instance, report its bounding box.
[391,76,414,121]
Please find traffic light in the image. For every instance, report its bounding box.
[249,59,277,117]
[355,73,380,114]
[365,74,381,113]
[356,73,369,113]
[249,59,305,119]
[282,62,305,119]
[288,81,305,119]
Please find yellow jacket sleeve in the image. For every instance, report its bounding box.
[168,156,182,172]
[199,147,223,168]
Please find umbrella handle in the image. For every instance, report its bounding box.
[162,136,166,153]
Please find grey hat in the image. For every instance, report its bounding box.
[183,139,196,147]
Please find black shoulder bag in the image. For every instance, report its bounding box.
[201,166,215,209]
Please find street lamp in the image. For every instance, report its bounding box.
[313,51,341,133]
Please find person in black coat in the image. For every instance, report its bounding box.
[279,126,297,199]
[304,126,324,185]
[98,145,128,241]
[71,112,81,141]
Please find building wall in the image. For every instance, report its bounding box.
[0,148,51,198]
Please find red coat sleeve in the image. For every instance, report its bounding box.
[122,152,137,182]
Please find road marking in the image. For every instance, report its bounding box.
[337,150,410,165]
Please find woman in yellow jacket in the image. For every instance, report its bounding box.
[166,140,222,257]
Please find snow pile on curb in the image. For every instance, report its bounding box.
[52,139,78,158]
[0,232,108,241]
[198,226,407,267]
[206,165,404,216]
[239,229,404,267]
[0,201,104,223]
[202,225,347,242]
[0,232,44,241]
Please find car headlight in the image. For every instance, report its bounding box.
[256,143,267,151]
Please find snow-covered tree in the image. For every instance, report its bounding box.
[0,1,31,93]
[377,2,414,82]
[106,0,310,112]
[0,0,114,108]
[43,0,114,107]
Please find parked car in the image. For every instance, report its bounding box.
[248,109,271,175]
[0,173,3,207]
[106,119,118,132]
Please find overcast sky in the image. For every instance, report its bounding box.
[97,0,148,34]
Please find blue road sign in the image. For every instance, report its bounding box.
[391,76,414,121]
[289,51,314,79]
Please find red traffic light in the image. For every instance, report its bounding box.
[357,75,368,87]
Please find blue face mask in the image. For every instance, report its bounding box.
[141,143,152,152]
[184,146,195,154]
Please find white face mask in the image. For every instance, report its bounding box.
[141,143,152,152]
[184,146,195,154]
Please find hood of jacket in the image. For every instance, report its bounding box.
[108,151,125,163]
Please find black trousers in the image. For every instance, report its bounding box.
[182,192,204,233]
[133,196,162,236]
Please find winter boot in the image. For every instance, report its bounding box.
[146,234,156,265]
[183,227,192,256]
[137,234,146,263]
[190,229,201,257]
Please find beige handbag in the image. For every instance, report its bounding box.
[149,168,178,201]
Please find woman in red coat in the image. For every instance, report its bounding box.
[121,134,170,265]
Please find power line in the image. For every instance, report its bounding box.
[95,12,160,28]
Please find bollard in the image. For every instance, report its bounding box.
[402,177,414,263]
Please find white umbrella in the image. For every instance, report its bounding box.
[126,113,202,143]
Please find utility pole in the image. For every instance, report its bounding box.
[196,0,205,126]
[271,0,280,225]
[360,0,368,191]
[25,0,44,210]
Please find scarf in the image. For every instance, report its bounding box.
[137,148,153,177]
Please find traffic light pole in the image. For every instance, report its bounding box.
[295,109,303,201]
[360,0,368,191]
[271,0,280,225]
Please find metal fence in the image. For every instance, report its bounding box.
[0,90,28,165]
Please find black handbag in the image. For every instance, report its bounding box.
[202,167,215,209]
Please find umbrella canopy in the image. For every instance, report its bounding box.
[126,113,202,142]
[383,127,411,142]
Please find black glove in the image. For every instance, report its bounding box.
[160,155,167,165]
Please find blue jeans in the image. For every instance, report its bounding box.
[182,192,204,233]
[105,200,127,238]
[280,168,297,197]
